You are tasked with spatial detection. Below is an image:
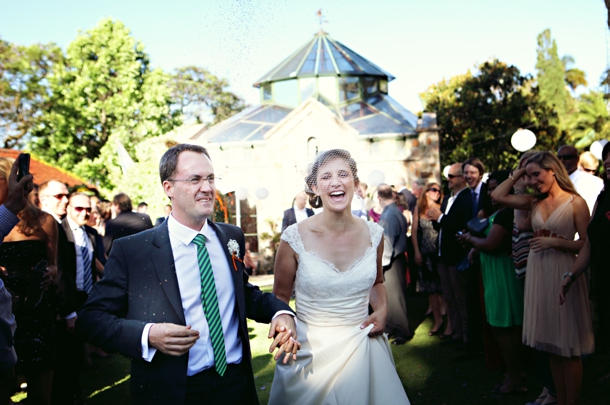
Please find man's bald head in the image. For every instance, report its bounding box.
[557,145,579,174]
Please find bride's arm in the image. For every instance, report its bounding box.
[361,241,388,336]
[273,240,297,304]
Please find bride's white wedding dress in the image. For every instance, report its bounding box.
[268,221,410,405]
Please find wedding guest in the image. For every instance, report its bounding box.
[411,182,445,336]
[578,151,599,175]
[560,141,610,353]
[492,151,593,405]
[136,202,148,214]
[269,149,410,404]
[426,163,472,346]
[103,193,153,255]
[0,158,58,405]
[154,204,172,227]
[458,171,525,394]
[281,191,314,233]
[557,145,603,214]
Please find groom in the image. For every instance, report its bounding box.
[76,144,296,405]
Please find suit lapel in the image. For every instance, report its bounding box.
[62,219,75,243]
[151,222,186,324]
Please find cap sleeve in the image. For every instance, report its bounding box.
[280,223,304,255]
[368,222,384,248]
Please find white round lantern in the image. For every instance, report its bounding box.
[511,129,537,152]
[590,139,608,160]
[443,165,451,179]
[255,187,269,200]
[235,187,248,201]
[367,170,385,188]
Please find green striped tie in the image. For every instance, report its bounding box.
[192,234,227,376]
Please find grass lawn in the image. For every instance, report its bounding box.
[22,288,609,404]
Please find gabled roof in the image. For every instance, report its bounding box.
[0,149,90,187]
[253,31,395,88]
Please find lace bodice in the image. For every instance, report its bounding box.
[281,221,383,300]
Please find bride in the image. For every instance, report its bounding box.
[268,149,410,404]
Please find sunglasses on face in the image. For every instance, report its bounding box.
[72,206,92,213]
[557,154,577,161]
[583,168,596,174]
[42,193,69,200]
[447,174,462,179]
[427,188,441,193]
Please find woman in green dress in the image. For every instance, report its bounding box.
[458,170,525,394]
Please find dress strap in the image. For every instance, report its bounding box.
[280,224,304,255]
[368,222,384,248]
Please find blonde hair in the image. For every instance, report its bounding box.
[518,151,539,169]
[579,151,599,171]
[525,151,579,197]
[0,157,14,182]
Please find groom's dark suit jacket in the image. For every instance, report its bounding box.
[438,188,472,266]
[76,220,292,404]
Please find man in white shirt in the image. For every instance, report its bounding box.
[77,144,297,405]
[557,145,604,214]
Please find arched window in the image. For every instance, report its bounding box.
[307,137,318,157]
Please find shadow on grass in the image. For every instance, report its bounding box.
[249,326,257,339]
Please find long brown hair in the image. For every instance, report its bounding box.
[417,182,443,216]
[525,151,579,198]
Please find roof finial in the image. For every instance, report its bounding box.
[316,9,328,34]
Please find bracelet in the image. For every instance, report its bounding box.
[514,190,525,195]
[562,272,575,282]
[509,175,515,182]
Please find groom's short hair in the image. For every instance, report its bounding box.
[159,144,211,184]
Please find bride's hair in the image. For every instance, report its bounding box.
[304,149,359,209]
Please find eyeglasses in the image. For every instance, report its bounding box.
[41,193,69,200]
[427,188,441,193]
[557,154,577,161]
[72,206,92,213]
[583,168,596,174]
[447,174,462,179]
[168,175,217,187]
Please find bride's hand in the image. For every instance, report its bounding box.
[268,315,301,364]
[360,307,387,337]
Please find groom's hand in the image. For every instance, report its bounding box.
[149,323,200,356]
[268,314,300,364]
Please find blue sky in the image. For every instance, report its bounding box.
[1,0,607,112]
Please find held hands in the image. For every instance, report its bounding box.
[529,236,555,252]
[149,323,200,356]
[360,306,387,337]
[268,314,300,364]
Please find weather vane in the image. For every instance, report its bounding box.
[316,9,329,33]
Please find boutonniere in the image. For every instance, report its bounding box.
[227,239,243,271]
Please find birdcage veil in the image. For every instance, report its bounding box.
[304,149,359,208]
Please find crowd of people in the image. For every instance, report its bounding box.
[0,140,607,405]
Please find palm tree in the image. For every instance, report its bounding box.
[561,55,587,91]
[565,91,610,149]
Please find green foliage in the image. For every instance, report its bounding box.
[29,18,181,189]
[420,59,562,171]
[565,91,610,149]
[0,39,64,148]
[170,66,246,125]
[561,55,587,91]
[535,29,572,122]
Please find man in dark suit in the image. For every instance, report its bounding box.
[154,204,172,227]
[103,193,153,255]
[77,144,297,405]
[426,163,472,345]
[378,184,411,345]
[281,191,314,232]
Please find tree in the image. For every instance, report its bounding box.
[0,39,63,148]
[420,59,562,171]
[565,91,610,149]
[170,66,245,125]
[30,18,181,190]
[561,55,587,91]
[535,29,571,122]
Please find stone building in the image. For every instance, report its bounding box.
[174,30,440,268]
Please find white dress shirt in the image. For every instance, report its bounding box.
[570,169,604,215]
[438,187,468,256]
[66,216,92,292]
[293,204,309,223]
[472,181,483,207]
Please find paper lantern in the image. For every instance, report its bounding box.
[511,129,536,152]
[367,170,385,188]
[443,165,451,179]
[235,187,248,201]
[255,187,269,200]
[590,139,608,160]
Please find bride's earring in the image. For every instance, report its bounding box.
[316,195,321,206]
